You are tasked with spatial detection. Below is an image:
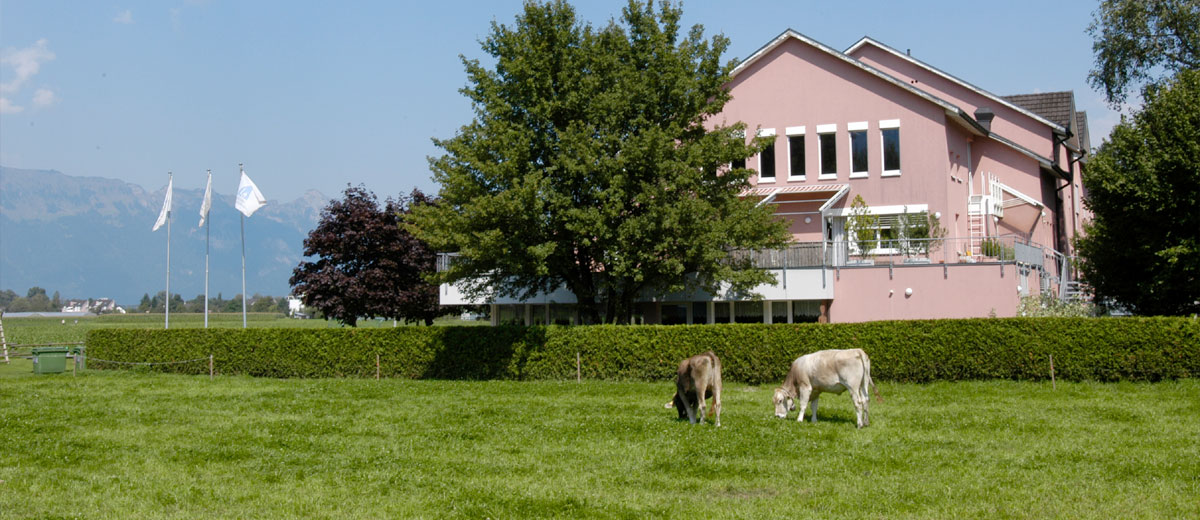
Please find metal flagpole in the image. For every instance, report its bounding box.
[165,171,172,330]
[204,170,211,329]
[240,164,247,329]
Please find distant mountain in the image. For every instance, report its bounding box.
[0,166,329,305]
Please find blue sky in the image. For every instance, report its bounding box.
[1,0,1117,202]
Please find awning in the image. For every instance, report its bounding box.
[742,184,850,208]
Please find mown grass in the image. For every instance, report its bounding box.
[1,371,1197,519]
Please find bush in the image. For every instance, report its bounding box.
[86,317,1200,383]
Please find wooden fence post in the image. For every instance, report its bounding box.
[1050,354,1056,391]
[209,354,214,380]
[376,353,381,380]
[576,352,581,383]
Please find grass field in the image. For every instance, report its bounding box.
[2,368,1197,519]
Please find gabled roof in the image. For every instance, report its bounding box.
[730,30,1068,181]
[1002,91,1082,151]
[845,37,1068,134]
[732,30,988,137]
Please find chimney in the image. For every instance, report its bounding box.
[974,107,994,132]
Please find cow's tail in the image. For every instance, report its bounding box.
[861,350,881,403]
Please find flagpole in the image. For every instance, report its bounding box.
[240,163,247,329]
[204,170,211,329]
[165,171,172,330]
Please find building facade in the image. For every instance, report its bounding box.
[439,30,1091,325]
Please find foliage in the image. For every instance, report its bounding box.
[408,0,788,324]
[847,195,879,259]
[1076,69,1200,316]
[5,374,1198,519]
[1087,0,1200,106]
[979,237,1015,260]
[87,317,1200,383]
[1,286,55,312]
[1017,293,1097,318]
[291,185,441,327]
[897,207,946,257]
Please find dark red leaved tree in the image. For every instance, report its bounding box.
[290,185,441,326]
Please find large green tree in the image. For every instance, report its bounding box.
[409,0,787,324]
[1088,0,1200,106]
[1076,69,1200,315]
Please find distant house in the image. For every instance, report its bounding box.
[439,30,1090,325]
[59,297,119,314]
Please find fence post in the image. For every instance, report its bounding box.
[1050,354,1056,391]
[376,353,381,380]
[209,354,214,380]
[576,352,581,383]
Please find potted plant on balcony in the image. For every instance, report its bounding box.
[848,195,878,265]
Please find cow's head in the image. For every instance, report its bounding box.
[772,388,795,418]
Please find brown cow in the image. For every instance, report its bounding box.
[664,351,722,426]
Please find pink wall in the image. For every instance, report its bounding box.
[849,43,1061,166]
[720,37,957,239]
[829,264,1022,322]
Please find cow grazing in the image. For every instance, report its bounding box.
[667,351,722,426]
[772,348,873,428]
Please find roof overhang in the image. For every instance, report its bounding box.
[844,36,1068,134]
[741,183,850,211]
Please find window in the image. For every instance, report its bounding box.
[734,301,764,324]
[880,120,901,176]
[786,126,805,179]
[691,302,709,325]
[661,304,687,325]
[818,124,837,179]
[732,157,746,170]
[849,122,868,177]
[791,301,820,323]
[771,302,788,324]
[759,141,776,181]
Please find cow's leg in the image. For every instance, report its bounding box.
[859,383,870,427]
[680,388,698,424]
[711,386,721,428]
[795,387,812,423]
[694,385,707,425]
[810,396,819,423]
[850,387,866,428]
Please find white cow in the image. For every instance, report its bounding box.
[772,348,874,428]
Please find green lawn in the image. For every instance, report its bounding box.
[1,370,1197,519]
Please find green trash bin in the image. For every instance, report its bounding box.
[69,345,86,371]
[32,346,69,374]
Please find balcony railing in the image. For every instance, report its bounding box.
[733,235,1052,270]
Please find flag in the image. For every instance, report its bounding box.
[152,176,173,231]
[235,169,267,217]
[198,171,212,227]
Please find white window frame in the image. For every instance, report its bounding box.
[848,121,869,179]
[880,119,901,177]
[817,123,838,181]
[757,128,777,183]
[786,126,806,181]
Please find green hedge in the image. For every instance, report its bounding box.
[85,317,1200,383]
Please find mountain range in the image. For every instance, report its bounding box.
[0,166,329,305]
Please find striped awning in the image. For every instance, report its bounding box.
[741,184,849,197]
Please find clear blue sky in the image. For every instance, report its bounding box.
[1,0,1116,202]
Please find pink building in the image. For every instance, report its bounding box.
[440,30,1091,325]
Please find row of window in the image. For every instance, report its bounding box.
[735,120,902,181]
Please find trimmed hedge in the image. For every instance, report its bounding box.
[86,317,1200,383]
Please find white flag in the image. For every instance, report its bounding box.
[152,176,173,231]
[198,171,213,227]
[235,169,267,217]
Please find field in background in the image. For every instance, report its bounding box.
[0,312,487,349]
[2,372,1197,518]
